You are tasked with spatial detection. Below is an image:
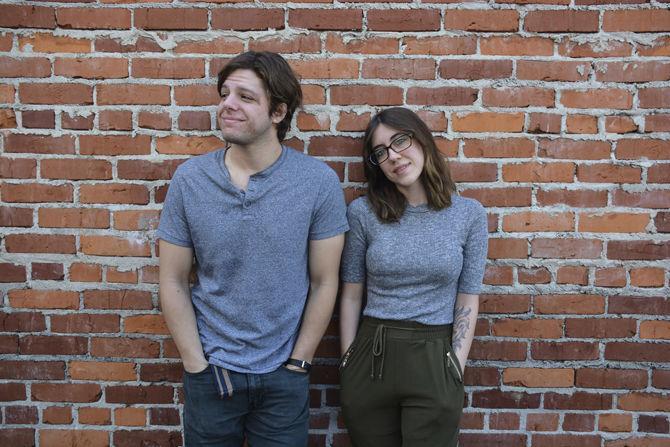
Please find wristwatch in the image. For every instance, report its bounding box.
[284,358,312,372]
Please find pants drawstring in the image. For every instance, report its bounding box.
[371,324,386,381]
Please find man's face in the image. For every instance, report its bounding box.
[216,69,284,147]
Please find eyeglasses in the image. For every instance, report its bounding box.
[368,132,414,166]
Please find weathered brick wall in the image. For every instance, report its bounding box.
[1,1,669,446]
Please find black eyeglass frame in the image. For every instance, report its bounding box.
[367,132,414,166]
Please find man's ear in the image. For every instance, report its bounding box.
[271,103,288,124]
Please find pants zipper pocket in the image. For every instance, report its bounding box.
[340,345,355,370]
[446,351,463,383]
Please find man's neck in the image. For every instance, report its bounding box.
[224,137,283,190]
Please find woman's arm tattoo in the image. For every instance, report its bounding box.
[452,305,472,352]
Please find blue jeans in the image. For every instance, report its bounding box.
[183,364,309,447]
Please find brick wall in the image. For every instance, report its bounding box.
[1,1,669,446]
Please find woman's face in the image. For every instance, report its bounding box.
[371,123,425,192]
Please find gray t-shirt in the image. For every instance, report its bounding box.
[157,146,348,374]
[341,195,488,325]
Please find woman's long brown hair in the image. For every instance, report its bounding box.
[363,107,456,223]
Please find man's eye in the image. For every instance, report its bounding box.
[241,95,254,101]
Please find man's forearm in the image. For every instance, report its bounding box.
[160,280,207,372]
[290,281,339,363]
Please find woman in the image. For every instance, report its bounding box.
[339,107,488,447]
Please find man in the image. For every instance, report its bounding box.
[157,51,348,446]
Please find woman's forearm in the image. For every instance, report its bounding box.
[452,293,479,371]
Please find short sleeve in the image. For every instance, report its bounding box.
[340,200,367,284]
[457,202,488,294]
[156,169,193,248]
[309,168,349,240]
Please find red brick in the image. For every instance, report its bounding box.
[289,9,363,31]
[79,407,111,425]
[31,263,63,281]
[566,115,598,134]
[79,135,151,156]
[503,162,575,183]
[0,5,55,28]
[603,10,670,32]
[461,434,527,445]
[132,58,204,79]
[308,137,362,157]
[483,265,513,285]
[0,383,26,401]
[51,314,119,334]
[70,361,136,381]
[0,361,64,380]
[525,10,599,32]
[527,413,560,432]
[518,61,591,81]
[566,318,637,338]
[576,369,648,389]
[20,335,87,355]
[0,109,17,128]
[83,289,152,310]
[98,84,170,105]
[40,430,107,447]
[481,36,553,56]
[483,87,554,107]
[97,110,131,131]
[630,267,665,287]
[479,294,530,314]
[487,238,527,259]
[5,406,38,424]
[596,61,670,83]
[450,162,497,182]
[561,89,633,109]
[453,112,524,132]
[113,430,182,447]
[4,133,75,154]
[363,59,434,80]
[533,434,601,447]
[492,318,563,339]
[504,368,574,388]
[96,35,164,53]
[81,235,151,257]
[21,110,55,129]
[528,113,561,134]
[91,337,159,358]
[140,363,183,383]
[20,82,92,105]
[69,263,102,282]
[0,312,46,332]
[617,139,670,160]
[0,157,36,179]
[472,390,540,409]
[175,85,218,106]
[1,183,73,203]
[470,340,527,361]
[518,267,551,284]
[537,189,607,207]
[5,234,75,254]
[0,57,51,78]
[42,406,72,425]
[444,10,519,31]
[403,36,474,55]
[54,57,127,79]
[57,8,130,29]
[532,238,602,259]
[212,8,284,31]
[297,112,331,132]
[649,164,670,183]
[440,59,512,80]
[80,184,149,205]
[461,187,531,207]
[533,342,599,360]
[559,39,632,58]
[640,88,670,109]
[535,294,605,315]
[609,296,670,315]
[106,385,173,404]
[607,240,669,260]
[124,314,169,335]
[138,111,172,130]
[503,211,573,232]
[368,10,440,31]
[156,136,223,155]
[599,414,632,432]
[134,7,207,30]
[606,343,670,362]
[331,85,403,106]
[40,159,112,180]
[113,210,161,231]
[605,116,638,134]
[406,87,477,106]
[618,392,670,412]
[19,33,91,53]
[577,164,642,184]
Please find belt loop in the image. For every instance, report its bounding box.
[371,324,386,381]
[211,364,234,399]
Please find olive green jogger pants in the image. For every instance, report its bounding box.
[340,317,464,447]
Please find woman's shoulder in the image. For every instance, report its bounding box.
[448,194,487,221]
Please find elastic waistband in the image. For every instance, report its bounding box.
[359,317,453,340]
